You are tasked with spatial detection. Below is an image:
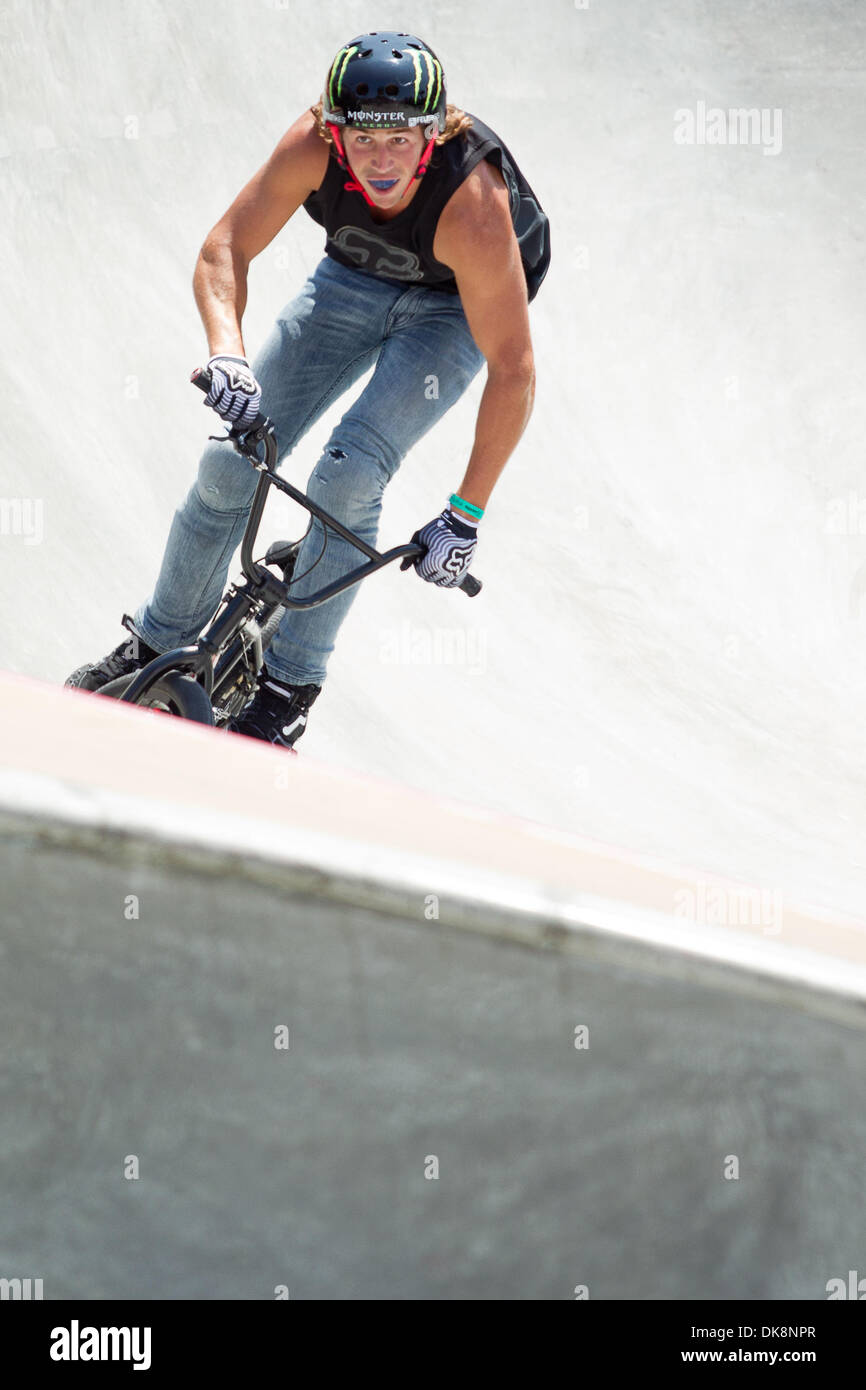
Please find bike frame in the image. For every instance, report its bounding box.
[121,408,479,708]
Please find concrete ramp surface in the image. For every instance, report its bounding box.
[1,676,865,1300]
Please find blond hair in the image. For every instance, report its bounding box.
[310,100,472,147]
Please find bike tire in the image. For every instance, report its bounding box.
[99,670,215,725]
[257,604,285,651]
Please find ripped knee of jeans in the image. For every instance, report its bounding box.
[307,445,390,529]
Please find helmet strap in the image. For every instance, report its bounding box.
[413,134,437,181]
[327,123,380,210]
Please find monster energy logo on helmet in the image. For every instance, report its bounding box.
[322,31,447,133]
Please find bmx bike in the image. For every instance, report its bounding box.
[98,367,481,724]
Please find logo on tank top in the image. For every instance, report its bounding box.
[329,226,425,281]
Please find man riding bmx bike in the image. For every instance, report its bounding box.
[67,30,551,748]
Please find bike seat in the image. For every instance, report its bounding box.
[264,538,302,581]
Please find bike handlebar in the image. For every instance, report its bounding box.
[190,366,482,598]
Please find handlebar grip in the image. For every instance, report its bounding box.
[402,543,482,596]
[190,366,212,394]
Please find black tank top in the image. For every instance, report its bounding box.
[303,114,550,302]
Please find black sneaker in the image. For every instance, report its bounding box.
[228,670,321,749]
[65,614,160,692]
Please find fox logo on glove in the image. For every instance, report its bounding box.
[204,354,262,428]
[401,507,478,588]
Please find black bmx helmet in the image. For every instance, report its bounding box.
[322,31,447,136]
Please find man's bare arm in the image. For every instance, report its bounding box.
[194,110,329,357]
[434,160,536,517]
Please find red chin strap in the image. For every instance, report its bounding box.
[327,123,437,209]
[327,124,378,209]
[414,134,437,180]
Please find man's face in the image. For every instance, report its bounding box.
[343,125,428,207]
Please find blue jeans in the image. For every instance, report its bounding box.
[133,256,485,686]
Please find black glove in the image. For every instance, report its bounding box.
[401,507,478,588]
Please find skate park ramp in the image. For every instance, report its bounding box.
[1,0,865,918]
[1,671,865,1300]
[2,0,866,1299]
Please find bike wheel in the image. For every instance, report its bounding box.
[99,670,215,725]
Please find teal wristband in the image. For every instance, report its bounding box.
[449,492,484,520]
